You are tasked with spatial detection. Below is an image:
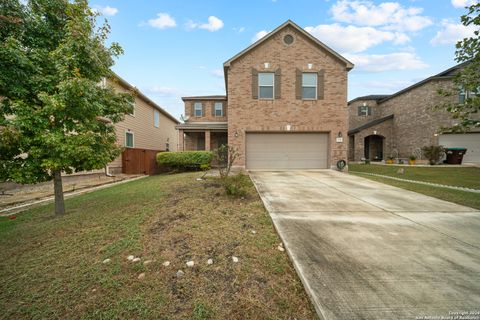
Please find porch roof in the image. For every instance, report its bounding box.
[176,122,228,130]
[348,114,394,135]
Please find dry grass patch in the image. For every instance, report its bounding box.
[0,172,316,320]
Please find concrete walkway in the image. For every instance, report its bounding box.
[250,170,480,320]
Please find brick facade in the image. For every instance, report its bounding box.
[348,77,459,161]
[226,25,350,169]
[178,21,352,170]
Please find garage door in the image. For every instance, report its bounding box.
[246,133,329,170]
[439,133,480,163]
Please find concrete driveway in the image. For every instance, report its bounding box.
[250,170,480,320]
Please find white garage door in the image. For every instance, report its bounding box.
[439,133,480,163]
[246,133,329,170]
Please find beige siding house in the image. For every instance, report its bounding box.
[107,74,179,174]
[177,20,353,170]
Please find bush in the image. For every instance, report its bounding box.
[223,172,250,197]
[422,145,445,165]
[156,151,213,171]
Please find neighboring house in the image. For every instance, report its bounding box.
[177,20,353,170]
[348,62,480,164]
[107,74,179,174]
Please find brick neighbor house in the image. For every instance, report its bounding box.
[348,62,480,164]
[106,74,179,174]
[176,20,353,170]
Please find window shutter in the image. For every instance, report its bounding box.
[274,68,281,99]
[252,68,258,99]
[212,102,215,116]
[191,103,194,117]
[317,70,325,100]
[202,103,205,117]
[295,69,302,100]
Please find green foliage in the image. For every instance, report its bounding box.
[409,155,417,161]
[192,302,214,320]
[156,151,213,171]
[422,145,445,165]
[222,172,250,197]
[437,3,480,132]
[0,0,133,184]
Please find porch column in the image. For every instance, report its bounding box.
[178,129,184,151]
[205,130,211,151]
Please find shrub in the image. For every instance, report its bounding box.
[213,144,240,178]
[156,151,213,171]
[422,145,445,165]
[223,172,250,197]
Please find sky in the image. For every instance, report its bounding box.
[90,0,479,120]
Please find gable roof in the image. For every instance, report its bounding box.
[376,61,469,104]
[223,20,354,70]
[348,114,394,135]
[111,72,179,124]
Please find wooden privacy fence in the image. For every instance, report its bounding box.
[122,148,164,175]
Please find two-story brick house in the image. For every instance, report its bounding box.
[348,63,480,164]
[177,20,353,170]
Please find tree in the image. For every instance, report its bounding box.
[438,3,480,132]
[0,0,133,215]
[213,144,239,178]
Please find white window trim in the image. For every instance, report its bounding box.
[214,102,223,117]
[129,100,136,117]
[154,110,160,128]
[302,72,317,100]
[194,102,203,117]
[358,105,372,116]
[125,131,134,148]
[259,72,275,100]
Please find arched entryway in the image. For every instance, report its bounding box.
[364,135,385,161]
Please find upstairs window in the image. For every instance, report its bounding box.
[154,110,160,128]
[129,100,135,117]
[358,105,372,116]
[459,87,479,104]
[214,102,223,117]
[302,73,317,99]
[259,73,274,99]
[194,102,203,117]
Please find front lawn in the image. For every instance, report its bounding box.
[349,163,480,189]
[349,164,480,209]
[0,173,315,319]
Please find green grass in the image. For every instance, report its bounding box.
[0,173,316,320]
[349,163,480,189]
[349,164,480,209]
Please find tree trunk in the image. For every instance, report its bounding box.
[53,170,65,215]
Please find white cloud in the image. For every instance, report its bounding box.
[210,69,224,78]
[252,30,269,43]
[305,24,409,53]
[147,13,177,29]
[430,20,477,45]
[331,0,432,32]
[344,52,428,72]
[186,16,224,32]
[92,5,118,16]
[233,26,246,33]
[451,0,477,8]
[352,79,417,91]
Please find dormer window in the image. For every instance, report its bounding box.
[358,105,372,116]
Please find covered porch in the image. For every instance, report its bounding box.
[176,122,228,151]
